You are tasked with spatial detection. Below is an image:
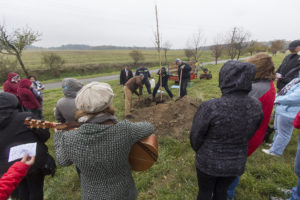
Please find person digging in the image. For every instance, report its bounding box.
[124,74,144,119]
[152,67,174,102]
[175,58,192,100]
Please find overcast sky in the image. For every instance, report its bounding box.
[1,0,299,48]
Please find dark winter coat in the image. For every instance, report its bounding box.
[0,92,50,175]
[135,66,151,79]
[3,72,19,97]
[156,67,169,86]
[18,79,40,109]
[120,69,133,85]
[190,61,263,177]
[55,78,83,123]
[276,54,300,91]
[177,62,191,80]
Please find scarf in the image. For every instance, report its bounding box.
[278,78,300,96]
[78,113,118,124]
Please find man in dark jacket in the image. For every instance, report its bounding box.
[276,40,300,91]
[190,61,263,200]
[176,58,191,98]
[135,64,152,95]
[152,67,173,100]
[120,64,133,85]
[0,92,54,200]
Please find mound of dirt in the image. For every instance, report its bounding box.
[129,95,201,139]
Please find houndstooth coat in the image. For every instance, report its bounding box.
[54,120,153,200]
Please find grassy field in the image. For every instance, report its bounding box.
[40,53,297,200]
[7,49,234,70]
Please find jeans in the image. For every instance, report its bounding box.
[196,168,236,200]
[180,78,189,97]
[289,135,300,200]
[139,79,152,95]
[270,114,294,155]
[226,176,241,199]
[152,81,173,98]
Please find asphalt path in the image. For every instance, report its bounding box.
[1,57,248,91]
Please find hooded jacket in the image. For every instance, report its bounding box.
[0,92,50,175]
[54,78,83,123]
[18,79,40,109]
[3,72,19,97]
[190,61,263,177]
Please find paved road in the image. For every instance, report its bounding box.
[1,57,248,91]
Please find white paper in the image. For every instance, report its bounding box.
[8,143,37,162]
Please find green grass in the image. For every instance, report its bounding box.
[41,52,297,200]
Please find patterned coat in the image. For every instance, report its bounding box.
[54,120,153,200]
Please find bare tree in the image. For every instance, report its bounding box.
[187,29,206,61]
[210,34,224,64]
[184,49,193,61]
[42,53,65,76]
[226,27,251,60]
[162,41,172,65]
[0,24,40,76]
[129,50,144,67]
[270,40,286,56]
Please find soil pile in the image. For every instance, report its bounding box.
[130,95,201,139]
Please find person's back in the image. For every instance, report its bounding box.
[55,78,83,123]
[55,120,153,199]
[54,82,153,199]
[191,61,263,177]
[125,76,143,93]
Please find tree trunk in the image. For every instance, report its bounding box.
[215,57,218,65]
[164,51,167,65]
[16,53,29,77]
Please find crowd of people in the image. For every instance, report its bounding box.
[0,40,300,200]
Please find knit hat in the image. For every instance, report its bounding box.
[175,58,181,64]
[75,82,114,114]
[288,40,300,50]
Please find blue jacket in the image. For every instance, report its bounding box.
[275,78,300,119]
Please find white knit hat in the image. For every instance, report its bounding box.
[75,82,114,114]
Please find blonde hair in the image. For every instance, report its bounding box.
[248,53,276,81]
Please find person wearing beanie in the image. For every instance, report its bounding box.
[276,40,300,91]
[190,61,263,200]
[227,53,276,199]
[54,81,154,200]
[3,72,20,97]
[54,78,83,123]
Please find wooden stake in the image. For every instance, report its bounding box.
[155,4,163,101]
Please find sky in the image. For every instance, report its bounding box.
[1,0,300,49]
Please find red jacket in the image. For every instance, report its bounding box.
[248,81,276,156]
[3,73,19,97]
[293,111,300,129]
[0,162,30,200]
[17,79,40,109]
